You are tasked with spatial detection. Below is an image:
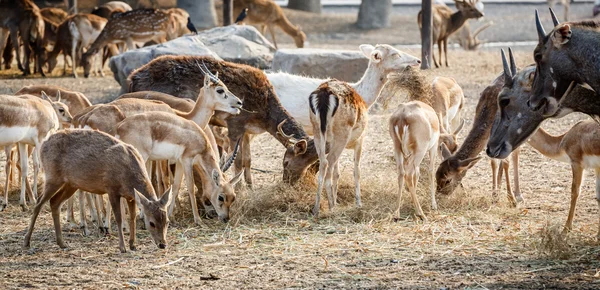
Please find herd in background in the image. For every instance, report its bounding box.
[1,1,600,252]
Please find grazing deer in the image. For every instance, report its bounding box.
[233,0,306,48]
[529,9,600,116]
[67,14,109,78]
[418,0,484,68]
[80,8,176,78]
[0,0,46,75]
[0,93,72,211]
[127,55,317,185]
[390,101,441,220]
[16,85,92,116]
[23,129,173,253]
[308,80,367,217]
[116,111,243,224]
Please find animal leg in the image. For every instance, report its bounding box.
[428,145,438,210]
[109,194,127,253]
[324,142,345,211]
[17,143,29,211]
[120,199,129,234]
[512,149,523,203]
[242,133,253,189]
[408,152,428,221]
[267,25,278,49]
[394,148,405,218]
[23,181,65,248]
[169,162,184,218]
[78,191,90,236]
[353,136,364,208]
[443,38,449,67]
[313,133,329,217]
[564,163,583,234]
[502,159,517,207]
[50,186,77,249]
[184,160,201,225]
[9,27,23,71]
[2,146,12,211]
[127,198,137,250]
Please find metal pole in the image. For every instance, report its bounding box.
[223,0,233,26]
[421,0,432,69]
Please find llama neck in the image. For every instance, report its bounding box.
[351,63,387,108]
[178,90,214,128]
[527,128,566,161]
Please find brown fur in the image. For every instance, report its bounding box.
[118,91,195,112]
[15,85,92,116]
[23,129,172,253]
[40,7,67,24]
[127,55,317,185]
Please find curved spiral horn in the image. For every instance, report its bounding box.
[221,138,241,172]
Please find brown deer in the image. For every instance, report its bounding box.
[529,9,600,116]
[23,129,173,253]
[128,55,318,185]
[418,0,484,68]
[68,14,109,78]
[40,7,68,24]
[548,0,569,21]
[453,21,493,51]
[234,0,306,48]
[91,1,132,19]
[0,93,72,211]
[80,8,176,78]
[15,85,92,116]
[0,0,46,75]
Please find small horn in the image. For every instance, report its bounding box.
[508,47,517,77]
[549,7,560,27]
[221,138,241,172]
[196,60,208,75]
[201,60,219,84]
[535,10,547,42]
[501,49,513,84]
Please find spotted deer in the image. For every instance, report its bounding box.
[80,8,177,78]
[23,129,173,253]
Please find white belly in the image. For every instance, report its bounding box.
[582,155,600,169]
[0,126,38,146]
[149,141,185,161]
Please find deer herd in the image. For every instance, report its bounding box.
[1,0,599,254]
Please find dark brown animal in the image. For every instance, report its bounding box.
[23,129,173,253]
[127,55,317,185]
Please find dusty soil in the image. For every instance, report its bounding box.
[2,5,600,290]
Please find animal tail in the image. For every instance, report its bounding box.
[309,89,339,138]
[395,124,412,158]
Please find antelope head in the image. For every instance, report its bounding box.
[197,61,243,115]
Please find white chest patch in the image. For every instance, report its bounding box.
[0,126,38,145]
[150,141,185,161]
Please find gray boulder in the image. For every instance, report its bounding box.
[109,25,276,90]
[271,48,368,82]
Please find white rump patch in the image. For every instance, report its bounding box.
[151,141,185,161]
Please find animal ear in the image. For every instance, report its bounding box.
[159,187,173,208]
[212,169,221,187]
[371,50,382,63]
[203,73,211,86]
[551,24,571,48]
[440,142,452,160]
[458,156,482,171]
[134,189,151,208]
[214,71,219,79]
[230,169,244,186]
[359,44,375,58]
[41,91,51,102]
[453,119,465,135]
[294,139,307,155]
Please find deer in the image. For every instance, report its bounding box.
[418,0,484,68]
[0,0,46,76]
[166,8,192,38]
[436,64,522,206]
[0,92,72,211]
[91,1,132,19]
[528,9,600,117]
[233,0,306,48]
[127,55,318,186]
[80,8,177,78]
[67,14,109,78]
[389,101,441,221]
[23,129,173,253]
[15,85,92,116]
[548,0,569,21]
[40,7,68,24]
[452,21,493,51]
[115,111,243,224]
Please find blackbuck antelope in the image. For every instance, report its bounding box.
[0,92,72,211]
[529,9,600,116]
[418,0,484,68]
[23,130,173,253]
[308,80,366,217]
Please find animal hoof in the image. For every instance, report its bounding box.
[58,243,68,249]
[102,227,110,236]
[130,244,137,251]
[312,207,320,218]
[20,204,28,212]
[80,226,90,236]
[120,247,127,253]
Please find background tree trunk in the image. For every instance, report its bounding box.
[223,0,233,26]
[421,0,432,69]
[287,0,321,14]
[356,0,391,29]
[178,0,217,29]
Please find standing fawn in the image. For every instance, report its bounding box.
[23,129,173,253]
[418,0,484,68]
[389,101,440,220]
[0,92,72,211]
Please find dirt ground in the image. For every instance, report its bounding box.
[2,4,600,290]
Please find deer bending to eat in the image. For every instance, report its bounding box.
[418,0,484,68]
[528,9,600,117]
[0,92,72,211]
[233,0,306,48]
[91,1,132,19]
[127,55,318,186]
[23,129,173,253]
[81,8,176,78]
[453,21,493,51]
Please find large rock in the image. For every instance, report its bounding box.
[109,25,276,90]
[271,48,368,83]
